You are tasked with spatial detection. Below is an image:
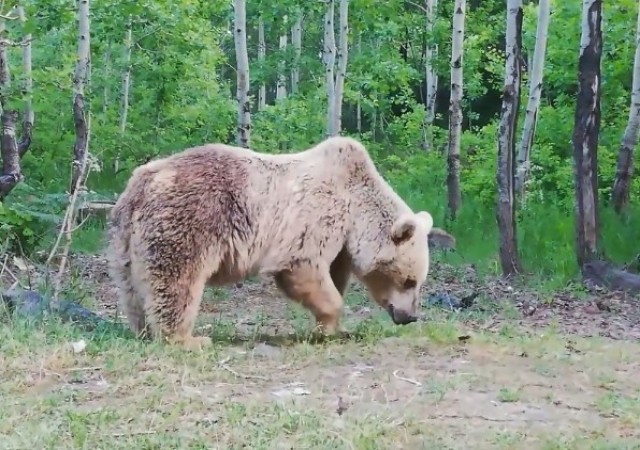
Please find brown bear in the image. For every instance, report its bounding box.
[106,136,447,350]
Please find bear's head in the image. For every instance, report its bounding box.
[359,211,434,326]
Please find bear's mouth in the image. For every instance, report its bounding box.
[386,304,418,325]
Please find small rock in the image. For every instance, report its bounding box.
[71,340,87,354]
[252,342,281,358]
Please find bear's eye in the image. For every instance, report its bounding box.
[403,278,417,290]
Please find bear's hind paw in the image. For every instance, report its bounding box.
[168,335,212,351]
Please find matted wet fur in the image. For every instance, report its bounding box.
[107,136,447,350]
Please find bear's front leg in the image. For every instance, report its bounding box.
[274,261,344,335]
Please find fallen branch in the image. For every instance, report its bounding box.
[425,414,548,423]
[392,369,422,386]
[582,260,640,295]
[1,287,115,331]
[218,356,269,381]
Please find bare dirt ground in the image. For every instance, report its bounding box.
[2,253,640,449]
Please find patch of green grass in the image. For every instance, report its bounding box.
[497,387,521,403]
[4,280,640,449]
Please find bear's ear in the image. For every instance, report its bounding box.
[415,211,434,233]
[428,227,457,251]
[391,215,417,245]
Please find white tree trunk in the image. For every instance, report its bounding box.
[424,0,438,151]
[233,0,250,148]
[515,0,550,194]
[333,0,349,135]
[291,11,302,94]
[258,15,266,111]
[496,0,523,276]
[17,6,33,158]
[324,0,337,136]
[70,0,91,194]
[120,17,132,136]
[114,16,132,173]
[356,32,362,134]
[0,19,10,93]
[612,2,640,213]
[276,15,288,100]
[103,41,111,114]
[447,0,465,219]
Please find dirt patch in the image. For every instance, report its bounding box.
[59,253,640,343]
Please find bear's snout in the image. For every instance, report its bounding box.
[387,304,418,325]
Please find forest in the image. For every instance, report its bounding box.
[2,0,640,448]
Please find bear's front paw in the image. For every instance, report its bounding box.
[170,335,212,351]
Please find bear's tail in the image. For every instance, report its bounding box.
[106,192,137,323]
[106,171,153,336]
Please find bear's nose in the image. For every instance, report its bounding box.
[387,304,418,325]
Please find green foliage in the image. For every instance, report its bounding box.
[0,0,638,287]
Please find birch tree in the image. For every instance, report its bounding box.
[0,6,34,201]
[423,0,438,151]
[572,0,602,268]
[612,3,640,214]
[324,0,336,136]
[291,10,302,95]
[515,0,550,194]
[324,0,349,136]
[233,0,250,147]
[17,5,33,159]
[496,0,523,276]
[70,0,91,195]
[447,0,465,220]
[114,15,132,173]
[0,17,19,201]
[276,15,288,101]
[257,14,266,111]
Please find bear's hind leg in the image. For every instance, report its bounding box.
[144,268,212,351]
[274,261,343,335]
[109,259,150,338]
[329,245,352,296]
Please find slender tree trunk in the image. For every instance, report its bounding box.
[612,3,640,214]
[572,0,602,268]
[70,0,91,195]
[114,16,132,174]
[324,0,337,136]
[233,0,250,147]
[333,0,349,135]
[0,15,22,200]
[423,0,438,151]
[120,18,132,136]
[515,0,550,194]
[356,32,362,134]
[291,11,302,95]
[102,42,110,114]
[276,15,288,101]
[257,15,266,111]
[17,6,32,159]
[496,0,523,277]
[447,0,465,220]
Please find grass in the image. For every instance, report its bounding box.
[3,138,640,448]
[2,292,640,450]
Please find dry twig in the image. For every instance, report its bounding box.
[218,356,269,381]
[392,369,422,386]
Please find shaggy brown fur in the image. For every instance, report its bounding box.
[107,136,438,350]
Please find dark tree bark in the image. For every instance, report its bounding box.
[0,111,21,200]
[496,0,523,277]
[70,0,90,194]
[71,92,88,193]
[611,3,640,214]
[0,8,35,201]
[572,0,602,269]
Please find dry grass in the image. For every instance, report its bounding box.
[2,287,640,450]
